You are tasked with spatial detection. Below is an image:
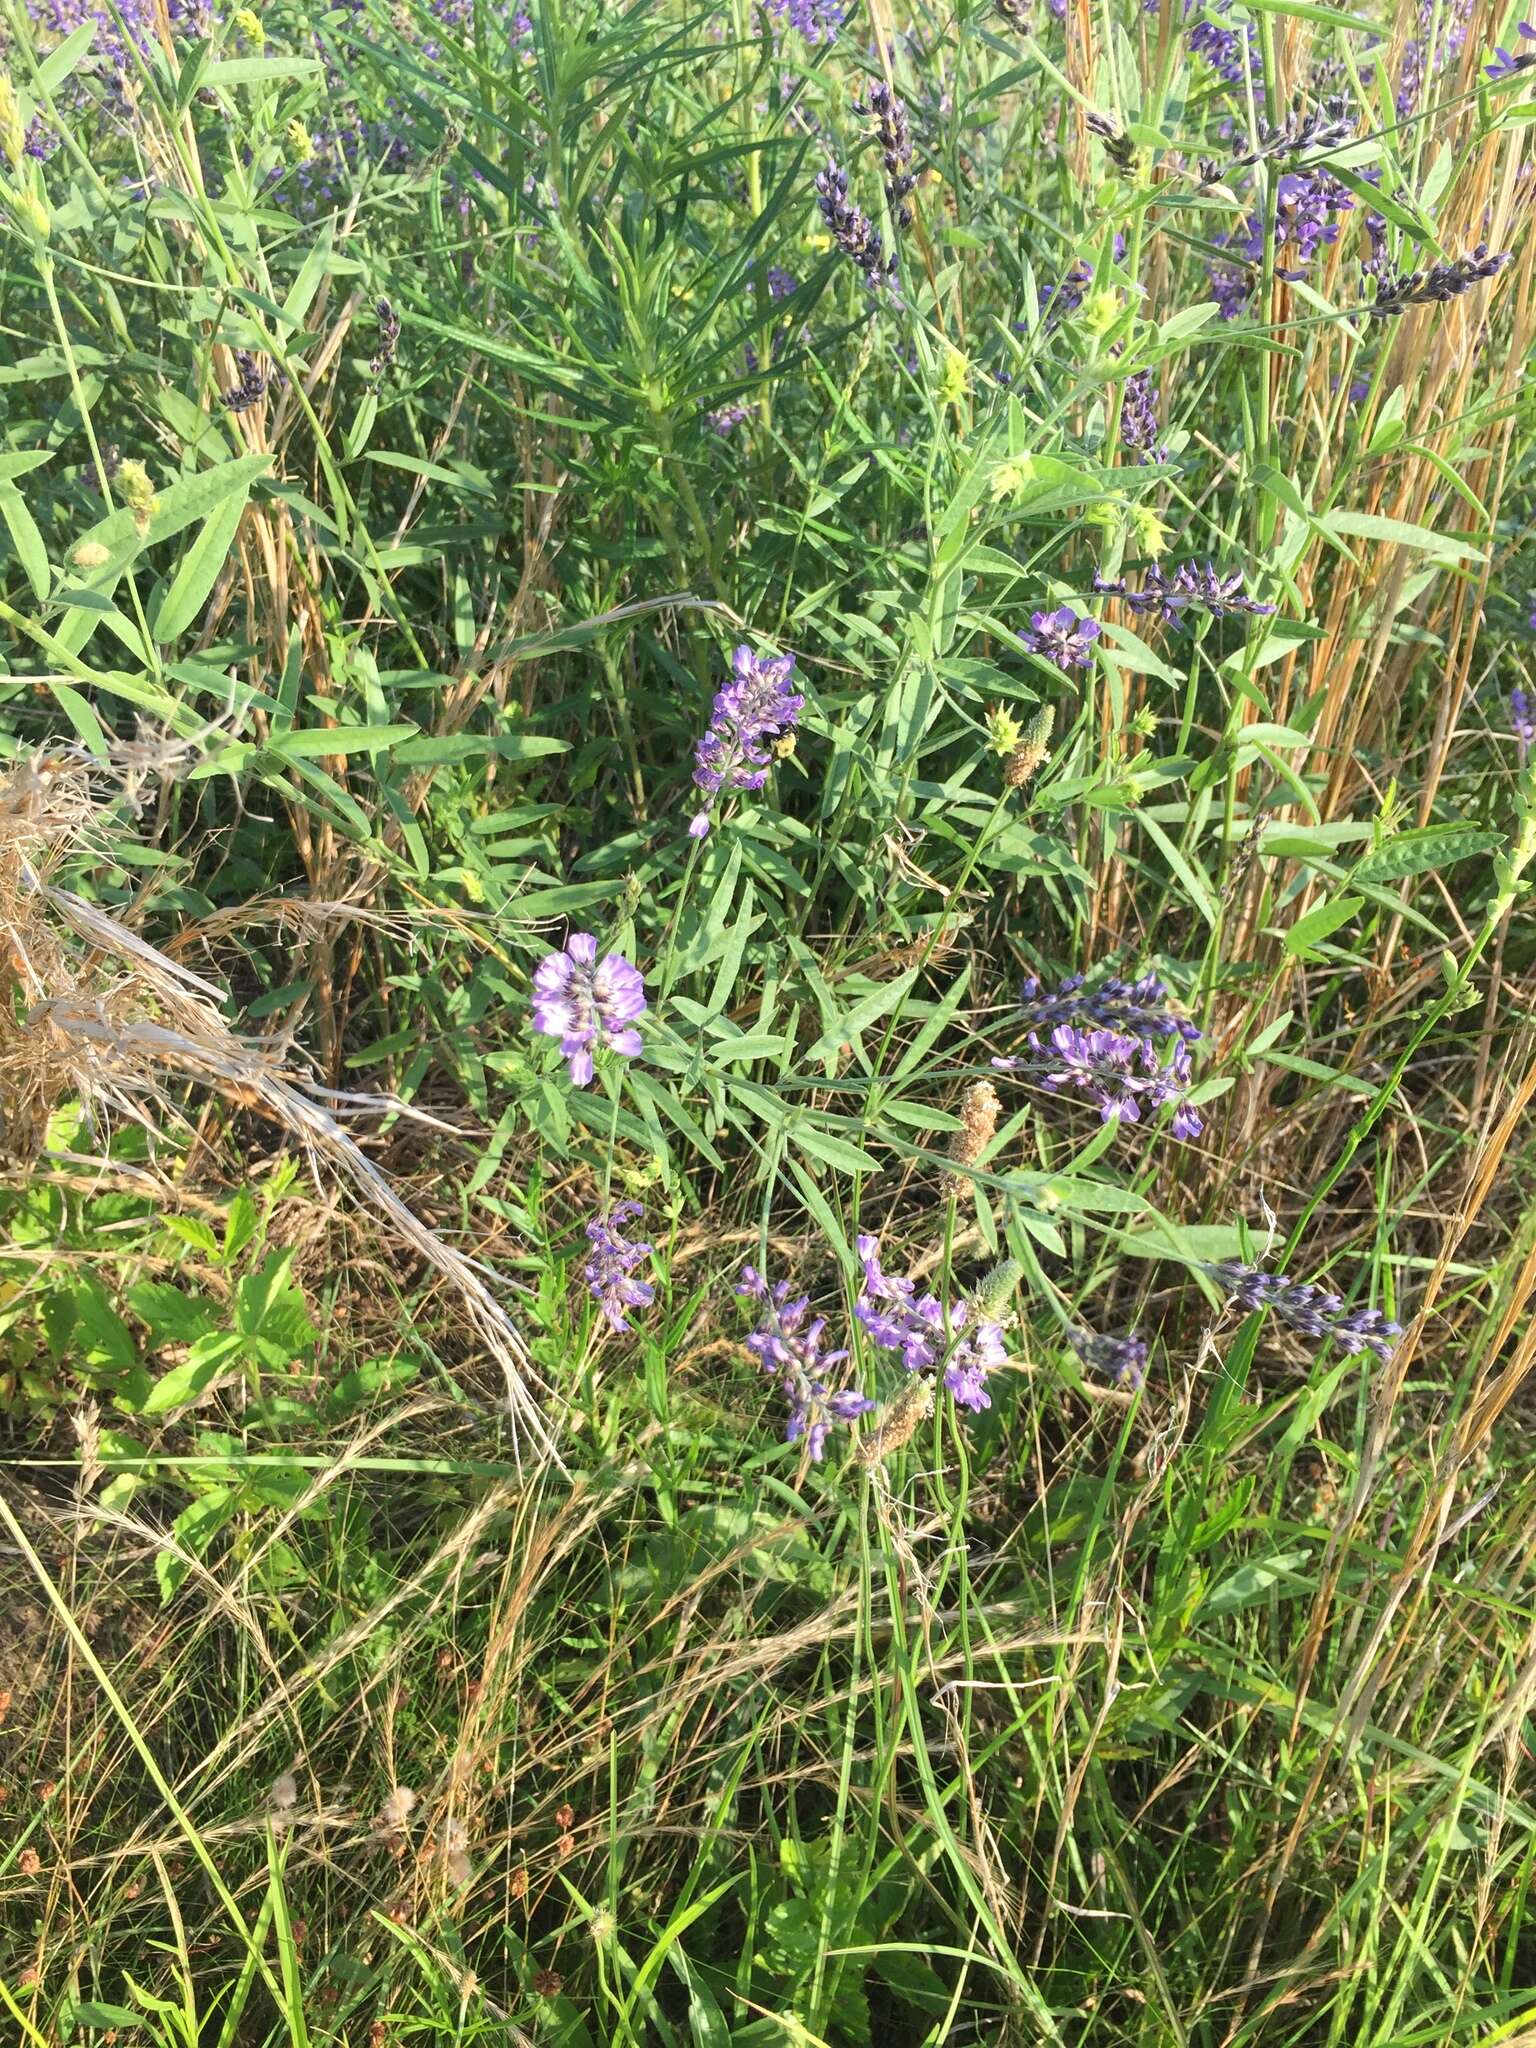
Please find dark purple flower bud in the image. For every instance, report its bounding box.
[530,933,646,1087]
[370,297,401,380]
[857,82,917,230]
[1040,259,1093,328]
[690,644,804,838]
[1069,1326,1148,1389]
[1119,369,1167,465]
[1222,95,1355,171]
[1019,605,1101,671]
[1205,1261,1400,1361]
[584,1202,655,1329]
[1086,111,1137,173]
[703,401,756,436]
[815,162,899,293]
[220,351,270,413]
[1366,244,1510,319]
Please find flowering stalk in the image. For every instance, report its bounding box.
[737,1267,872,1460]
[1205,1262,1399,1361]
[689,645,804,839]
[583,1202,655,1330]
[854,1235,1010,1412]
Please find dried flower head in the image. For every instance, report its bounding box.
[855,1372,935,1464]
[942,1078,1001,1191]
[380,1785,418,1828]
[1004,705,1053,789]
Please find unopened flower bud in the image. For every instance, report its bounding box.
[969,1257,1022,1323]
[233,6,264,41]
[0,72,25,170]
[11,185,49,240]
[284,118,313,164]
[116,460,158,535]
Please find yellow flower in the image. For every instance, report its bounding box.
[233,6,264,41]
[1130,503,1170,558]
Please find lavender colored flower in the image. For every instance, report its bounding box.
[1188,4,1262,88]
[854,1235,1008,1412]
[737,1267,872,1459]
[1119,370,1167,465]
[816,162,898,292]
[689,644,804,839]
[1069,1326,1148,1390]
[530,932,646,1087]
[704,401,756,436]
[584,1202,655,1330]
[1486,22,1536,77]
[1208,261,1254,322]
[1093,560,1276,623]
[770,0,845,46]
[1366,245,1510,319]
[220,351,269,413]
[1513,687,1535,764]
[858,82,916,229]
[1398,0,1472,118]
[998,972,1203,1139]
[1020,605,1101,671]
[1204,1261,1400,1361]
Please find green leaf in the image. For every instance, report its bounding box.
[0,479,50,600]
[267,724,418,758]
[1351,825,1502,886]
[150,470,254,641]
[141,1331,246,1415]
[1283,893,1363,955]
[791,1123,881,1174]
[126,1282,221,1347]
[1321,510,1484,561]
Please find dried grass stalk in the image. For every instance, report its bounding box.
[0,752,552,1460]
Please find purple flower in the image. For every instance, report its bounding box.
[1188,4,1262,88]
[530,933,646,1087]
[1486,22,1536,77]
[770,0,845,44]
[855,1235,1008,1413]
[996,972,1203,1139]
[1119,369,1167,465]
[858,83,916,230]
[1208,261,1254,322]
[689,644,805,839]
[1205,1261,1400,1361]
[584,1202,655,1329]
[1513,687,1534,764]
[737,1267,872,1459]
[704,401,755,436]
[1070,1327,1148,1390]
[1040,259,1093,327]
[1019,606,1101,672]
[1093,560,1275,623]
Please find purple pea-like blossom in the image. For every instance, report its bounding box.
[220,351,269,413]
[1205,1261,1400,1361]
[1041,259,1093,328]
[1093,561,1276,624]
[1486,22,1536,77]
[997,972,1203,1139]
[854,1235,1008,1412]
[1187,3,1262,88]
[584,1203,655,1330]
[689,644,804,839]
[1398,0,1472,118]
[1020,606,1101,672]
[704,401,756,436]
[530,932,646,1087]
[1512,687,1534,763]
[1069,1326,1148,1390]
[737,1267,873,1459]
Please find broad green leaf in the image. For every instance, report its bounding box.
[142,1331,246,1415]
[1352,825,1502,886]
[1283,893,1363,955]
[150,472,253,641]
[0,479,49,600]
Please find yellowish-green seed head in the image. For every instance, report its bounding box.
[970,1257,1022,1322]
[1083,289,1123,338]
[11,184,50,241]
[990,456,1037,501]
[1130,503,1170,558]
[939,344,970,406]
[986,704,1025,758]
[71,540,111,570]
[233,7,264,42]
[284,118,313,164]
[116,460,158,533]
[0,71,25,172]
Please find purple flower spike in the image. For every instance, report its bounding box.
[855,1234,1008,1413]
[737,1266,872,1460]
[584,1202,655,1330]
[1020,606,1101,672]
[1205,1261,1400,1361]
[1119,370,1167,465]
[531,933,646,1087]
[690,644,804,839]
[995,971,1203,1140]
